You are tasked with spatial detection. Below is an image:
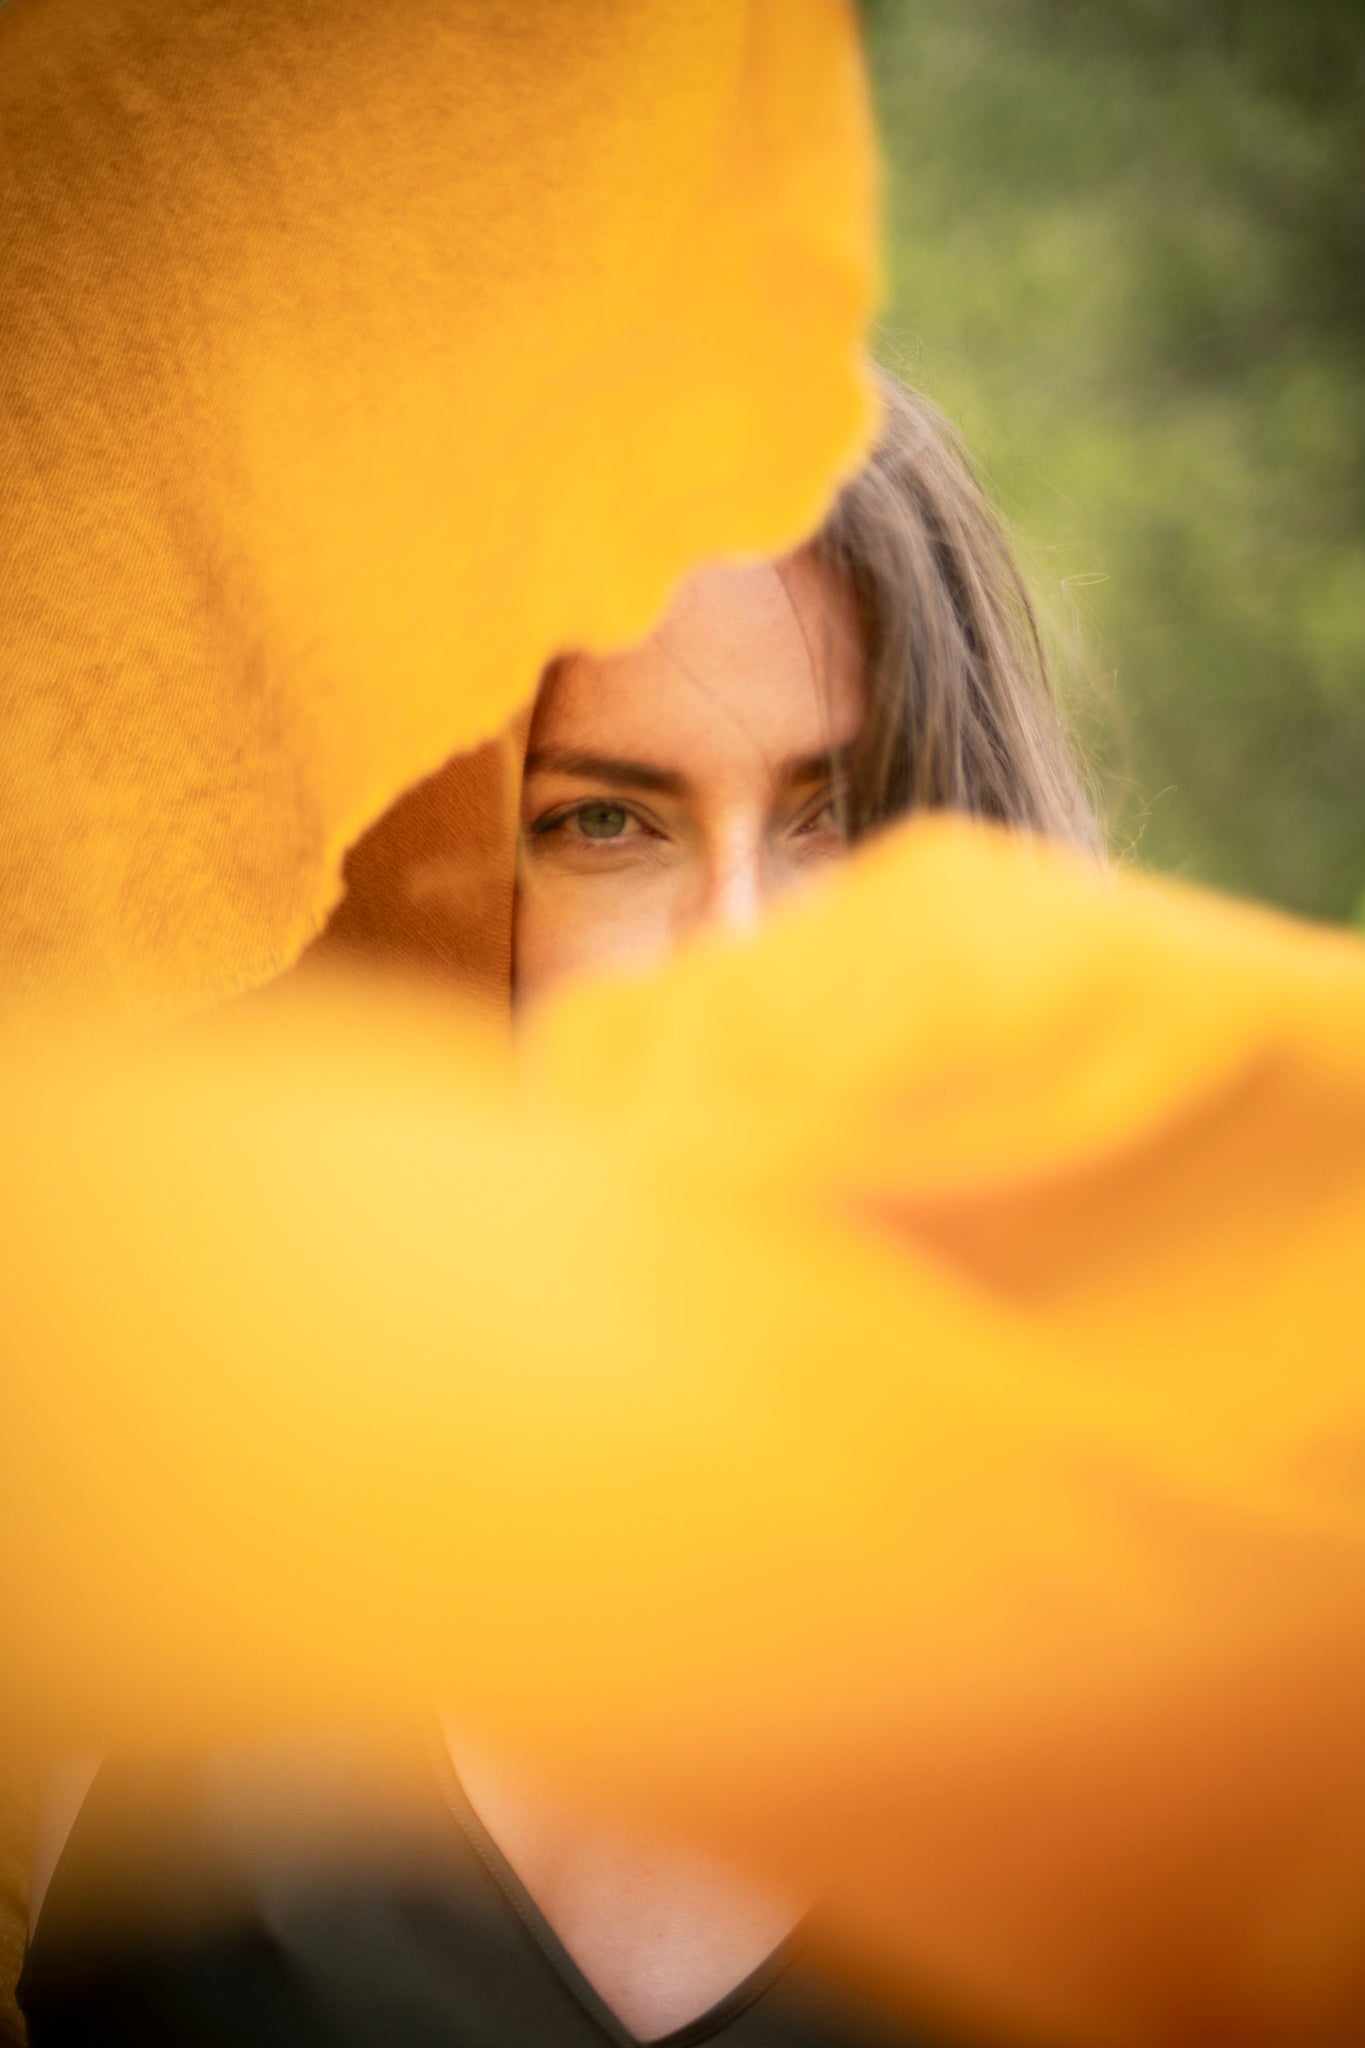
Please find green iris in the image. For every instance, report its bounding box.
[576,802,629,839]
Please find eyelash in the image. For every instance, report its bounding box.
[529,799,660,843]
[527,788,846,846]
[796,793,839,833]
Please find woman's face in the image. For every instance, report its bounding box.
[515,551,864,1006]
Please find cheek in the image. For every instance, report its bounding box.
[512,867,679,1008]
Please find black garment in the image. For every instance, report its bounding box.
[20,1733,962,2048]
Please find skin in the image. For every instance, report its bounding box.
[447,551,866,2040]
[515,550,866,1008]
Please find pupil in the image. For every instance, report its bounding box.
[579,802,627,839]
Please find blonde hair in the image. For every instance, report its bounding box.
[816,367,1100,850]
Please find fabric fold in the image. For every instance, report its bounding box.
[4,820,1365,2048]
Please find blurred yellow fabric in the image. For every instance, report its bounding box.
[5,823,1365,2048]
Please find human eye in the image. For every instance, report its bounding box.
[526,797,661,855]
[572,800,641,841]
[789,784,849,849]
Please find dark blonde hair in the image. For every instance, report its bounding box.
[816,367,1100,850]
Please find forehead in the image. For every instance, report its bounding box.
[531,553,864,768]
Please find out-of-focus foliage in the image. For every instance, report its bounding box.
[864,0,1365,922]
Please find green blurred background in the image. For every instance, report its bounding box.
[862,0,1364,922]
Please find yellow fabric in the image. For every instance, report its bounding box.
[5,823,1365,2048]
[0,0,875,2034]
[0,0,876,1021]
[6,5,1365,2048]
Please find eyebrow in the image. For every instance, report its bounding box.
[522,742,857,797]
[523,749,685,795]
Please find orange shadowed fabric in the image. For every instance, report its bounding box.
[295,728,527,1017]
